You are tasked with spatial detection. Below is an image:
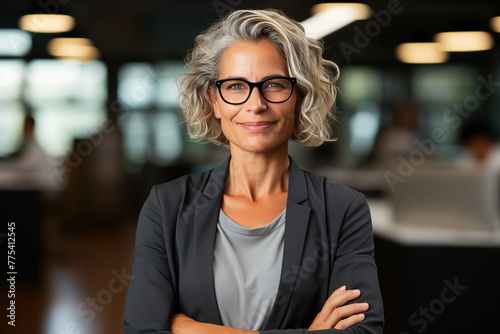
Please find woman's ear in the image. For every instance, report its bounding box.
[208,86,221,119]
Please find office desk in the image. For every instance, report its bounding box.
[369,200,500,334]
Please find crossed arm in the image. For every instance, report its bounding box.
[170,285,369,334]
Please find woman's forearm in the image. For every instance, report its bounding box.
[171,286,368,333]
[170,314,258,334]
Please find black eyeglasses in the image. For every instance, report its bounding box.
[214,76,297,105]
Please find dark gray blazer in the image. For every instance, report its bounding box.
[122,156,384,334]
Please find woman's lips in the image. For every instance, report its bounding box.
[239,121,276,132]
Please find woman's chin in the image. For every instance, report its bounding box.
[230,139,289,155]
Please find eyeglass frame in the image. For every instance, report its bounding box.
[213,76,297,105]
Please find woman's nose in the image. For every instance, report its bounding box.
[244,87,267,113]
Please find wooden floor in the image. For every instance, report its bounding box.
[1,216,137,334]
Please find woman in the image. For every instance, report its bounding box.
[122,9,384,334]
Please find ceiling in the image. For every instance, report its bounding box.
[1,0,500,66]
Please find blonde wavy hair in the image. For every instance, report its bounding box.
[179,8,339,146]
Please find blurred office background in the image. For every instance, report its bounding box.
[0,1,499,333]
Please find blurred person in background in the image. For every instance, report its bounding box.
[457,121,500,171]
[122,9,383,334]
[0,113,61,194]
[371,101,420,167]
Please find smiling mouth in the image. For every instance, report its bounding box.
[239,121,276,132]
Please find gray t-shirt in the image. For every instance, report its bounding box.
[213,209,286,331]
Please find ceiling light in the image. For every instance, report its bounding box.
[396,43,449,64]
[434,31,494,52]
[491,16,500,33]
[302,3,371,39]
[311,3,371,17]
[19,14,75,33]
[47,38,99,62]
[0,29,32,56]
[48,37,93,50]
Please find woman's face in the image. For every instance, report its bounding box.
[210,39,298,155]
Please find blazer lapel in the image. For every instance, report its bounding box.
[193,157,230,325]
[263,157,311,329]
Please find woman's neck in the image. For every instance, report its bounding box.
[225,144,290,201]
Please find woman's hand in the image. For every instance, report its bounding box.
[308,285,369,331]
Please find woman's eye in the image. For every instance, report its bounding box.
[228,83,244,90]
[265,81,284,88]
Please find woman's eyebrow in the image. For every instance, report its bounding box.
[218,74,288,81]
